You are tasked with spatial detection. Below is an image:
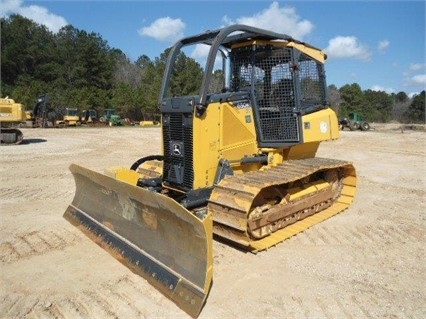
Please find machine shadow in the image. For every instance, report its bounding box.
[22,138,47,144]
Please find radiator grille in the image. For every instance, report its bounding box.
[162,112,194,189]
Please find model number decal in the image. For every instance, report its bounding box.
[235,101,250,109]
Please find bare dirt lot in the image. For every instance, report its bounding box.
[1,124,425,319]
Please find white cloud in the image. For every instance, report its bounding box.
[408,92,420,98]
[18,5,68,33]
[221,1,314,40]
[0,0,21,15]
[378,39,390,53]
[191,44,210,59]
[408,63,426,72]
[371,85,395,94]
[138,17,185,42]
[182,2,315,66]
[325,36,371,61]
[403,63,426,89]
[409,74,426,86]
[190,43,224,71]
[1,0,67,33]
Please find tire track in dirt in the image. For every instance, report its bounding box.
[255,293,413,319]
[366,147,426,157]
[0,186,73,202]
[1,172,69,182]
[4,276,419,318]
[0,276,172,319]
[287,222,422,248]
[0,229,81,263]
[0,295,37,319]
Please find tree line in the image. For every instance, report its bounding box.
[1,14,424,123]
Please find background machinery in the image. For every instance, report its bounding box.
[100,108,124,126]
[339,112,370,131]
[140,112,161,126]
[22,110,35,127]
[56,107,80,127]
[0,97,26,145]
[64,25,357,317]
[33,94,60,128]
[80,109,98,125]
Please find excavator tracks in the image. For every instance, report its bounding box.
[0,128,23,145]
[208,157,357,252]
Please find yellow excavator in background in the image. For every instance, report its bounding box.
[64,25,357,317]
[0,97,26,145]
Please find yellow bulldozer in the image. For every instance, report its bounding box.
[0,97,26,145]
[55,107,80,127]
[64,25,357,317]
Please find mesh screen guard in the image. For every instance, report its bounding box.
[229,44,327,147]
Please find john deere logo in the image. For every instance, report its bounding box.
[173,144,181,155]
[170,141,183,156]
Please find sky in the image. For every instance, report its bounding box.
[1,0,425,97]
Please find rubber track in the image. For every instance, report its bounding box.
[208,157,357,252]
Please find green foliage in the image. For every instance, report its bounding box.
[210,70,225,93]
[395,91,409,103]
[1,15,55,87]
[337,84,403,123]
[406,91,425,123]
[338,83,365,116]
[327,84,340,113]
[170,52,203,96]
[363,89,393,122]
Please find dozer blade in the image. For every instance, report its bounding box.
[64,164,213,318]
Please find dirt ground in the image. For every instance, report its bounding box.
[1,124,425,319]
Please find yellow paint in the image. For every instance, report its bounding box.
[281,108,339,160]
[25,110,34,120]
[286,41,327,63]
[192,101,258,189]
[140,120,160,126]
[302,108,340,142]
[287,180,329,201]
[248,173,357,252]
[105,166,141,185]
[63,116,80,125]
[204,212,214,292]
[231,40,326,63]
[283,142,320,160]
[0,97,26,123]
[187,40,340,190]
[192,105,343,187]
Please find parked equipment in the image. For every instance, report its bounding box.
[109,114,124,126]
[80,109,97,125]
[33,94,60,128]
[140,113,161,126]
[0,97,26,145]
[21,110,36,127]
[64,25,357,317]
[56,108,80,127]
[339,112,370,131]
[100,108,124,126]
